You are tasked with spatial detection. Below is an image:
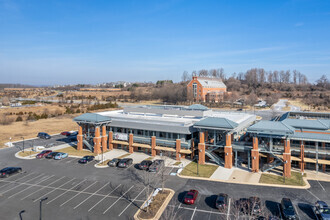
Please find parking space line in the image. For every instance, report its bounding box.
[0,172,35,190]
[88,184,122,212]
[118,187,146,217]
[21,176,66,200]
[190,207,197,220]
[103,185,134,214]
[306,189,321,200]
[47,179,87,204]
[8,175,54,199]
[60,181,98,207]
[178,206,228,216]
[166,167,174,175]
[227,198,231,220]
[0,173,44,195]
[33,178,76,202]
[73,183,109,209]
[65,158,78,163]
[317,180,326,191]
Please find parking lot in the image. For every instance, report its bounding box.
[163,179,330,220]
[0,170,149,220]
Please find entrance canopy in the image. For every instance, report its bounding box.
[73,113,111,125]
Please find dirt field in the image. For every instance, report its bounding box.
[0,114,78,148]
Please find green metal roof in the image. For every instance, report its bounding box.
[194,117,238,130]
[247,121,295,136]
[187,104,208,110]
[282,119,329,130]
[73,113,111,124]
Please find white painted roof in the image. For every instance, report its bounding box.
[197,77,226,89]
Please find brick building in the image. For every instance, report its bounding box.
[187,76,227,102]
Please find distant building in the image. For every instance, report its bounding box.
[187,76,227,102]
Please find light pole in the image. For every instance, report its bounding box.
[19,210,25,220]
[22,137,25,153]
[39,197,48,220]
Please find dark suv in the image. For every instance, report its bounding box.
[280,198,298,220]
[37,132,51,139]
[138,160,153,170]
[118,158,133,168]
[0,167,22,178]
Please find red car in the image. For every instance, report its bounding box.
[61,131,70,136]
[36,150,52,159]
[183,190,199,205]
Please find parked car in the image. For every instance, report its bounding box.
[45,152,58,159]
[36,150,52,159]
[313,201,330,220]
[108,158,120,167]
[78,156,95,164]
[138,160,153,170]
[0,167,22,178]
[183,189,199,205]
[61,131,70,136]
[215,193,229,210]
[280,198,299,220]
[118,158,133,168]
[148,159,164,172]
[37,132,51,139]
[54,152,68,160]
[249,196,262,215]
[235,198,250,214]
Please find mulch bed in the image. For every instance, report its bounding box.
[138,190,170,219]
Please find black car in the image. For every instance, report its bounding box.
[118,158,133,168]
[249,197,262,215]
[280,198,299,220]
[45,152,58,159]
[138,160,153,170]
[78,156,95,164]
[0,167,22,178]
[215,193,229,210]
[148,159,164,172]
[108,158,120,167]
[37,132,51,139]
[313,201,330,220]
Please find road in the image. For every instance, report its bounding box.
[0,141,329,219]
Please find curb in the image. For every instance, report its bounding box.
[134,188,175,220]
[94,164,109,168]
[177,173,311,189]
[15,151,37,160]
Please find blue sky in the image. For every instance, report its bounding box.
[0,0,330,85]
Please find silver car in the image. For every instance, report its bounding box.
[148,159,164,172]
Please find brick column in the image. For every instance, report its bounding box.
[176,139,181,161]
[300,141,305,173]
[151,136,156,156]
[198,132,205,165]
[108,131,113,150]
[251,137,259,172]
[224,133,232,169]
[93,126,101,154]
[191,138,195,159]
[129,133,134,153]
[77,125,83,151]
[283,139,291,178]
[101,125,107,152]
[322,142,326,172]
[205,131,208,143]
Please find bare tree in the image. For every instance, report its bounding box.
[198,69,208,77]
[181,71,189,82]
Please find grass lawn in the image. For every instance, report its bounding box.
[59,146,96,157]
[180,162,218,178]
[259,171,306,186]
[173,161,182,166]
[18,151,37,157]
[118,153,131,159]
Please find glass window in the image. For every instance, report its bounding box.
[193,83,197,97]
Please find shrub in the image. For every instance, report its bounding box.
[16,116,23,122]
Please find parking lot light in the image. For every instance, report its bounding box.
[39,197,48,220]
[19,210,25,220]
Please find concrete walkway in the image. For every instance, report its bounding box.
[210,166,234,181]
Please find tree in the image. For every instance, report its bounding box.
[316,75,329,89]
[198,69,208,77]
[181,71,189,82]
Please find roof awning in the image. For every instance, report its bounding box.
[73,113,111,125]
[193,117,238,130]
